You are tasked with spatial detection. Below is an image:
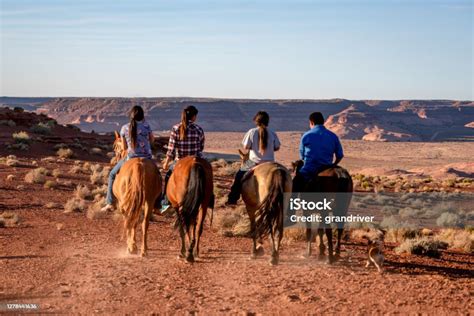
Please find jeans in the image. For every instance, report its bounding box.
[161,162,176,206]
[106,158,125,204]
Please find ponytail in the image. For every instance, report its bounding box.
[129,105,145,149]
[254,111,270,154]
[178,105,199,140]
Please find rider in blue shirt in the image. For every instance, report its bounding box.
[293,112,344,191]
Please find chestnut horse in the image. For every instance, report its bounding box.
[166,156,214,263]
[112,132,162,257]
[292,160,353,263]
[239,150,292,265]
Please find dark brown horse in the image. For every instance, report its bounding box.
[240,150,292,265]
[166,156,214,263]
[292,160,353,263]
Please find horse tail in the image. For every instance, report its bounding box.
[122,160,145,230]
[255,168,286,238]
[177,163,205,232]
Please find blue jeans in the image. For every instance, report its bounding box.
[161,162,176,206]
[106,158,125,204]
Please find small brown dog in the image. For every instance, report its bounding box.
[364,230,385,273]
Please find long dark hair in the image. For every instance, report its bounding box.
[129,105,145,149]
[254,111,269,154]
[179,105,199,140]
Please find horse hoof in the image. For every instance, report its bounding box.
[140,251,147,258]
[270,257,279,266]
[318,254,326,261]
[326,256,335,265]
[186,255,194,263]
[255,245,265,257]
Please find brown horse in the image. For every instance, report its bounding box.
[112,132,162,257]
[166,156,214,263]
[292,160,353,263]
[239,150,292,265]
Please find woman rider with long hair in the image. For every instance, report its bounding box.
[226,111,280,205]
[101,105,154,212]
[161,105,205,213]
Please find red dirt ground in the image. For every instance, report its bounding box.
[1,157,472,314]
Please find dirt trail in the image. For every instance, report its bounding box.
[1,204,472,314]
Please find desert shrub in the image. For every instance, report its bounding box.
[90,163,102,173]
[0,120,16,127]
[74,184,93,201]
[385,228,420,243]
[436,212,463,228]
[30,122,51,135]
[435,229,473,253]
[62,180,73,187]
[215,162,240,177]
[82,162,91,173]
[395,237,444,258]
[90,167,109,185]
[44,180,57,189]
[0,212,20,227]
[91,185,107,197]
[64,197,86,213]
[12,131,31,144]
[57,148,74,159]
[284,228,307,242]
[35,167,51,176]
[381,205,399,215]
[5,157,20,167]
[211,159,228,169]
[87,197,107,220]
[13,107,24,113]
[24,168,46,184]
[232,216,251,237]
[69,165,82,174]
[90,147,102,155]
[8,143,29,151]
[45,202,61,209]
[6,174,15,181]
[40,156,56,163]
[443,179,456,188]
[380,215,402,229]
[52,169,62,178]
[214,206,248,236]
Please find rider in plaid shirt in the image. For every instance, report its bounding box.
[161,105,205,213]
[165,121,204,160]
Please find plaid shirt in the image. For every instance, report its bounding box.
[166,121,205,160]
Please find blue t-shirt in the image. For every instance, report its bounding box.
[120,120,152,159]
[299,125,343,178]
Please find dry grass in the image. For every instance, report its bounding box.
[44,180,57,189]
[5,157,20,167]
[45,202,61,209]
[57,148,74,159]
[435,229,474,253]
[395,237,445,258]
[64,197,86,213]
[24,168,46,184]
[69,165,82,174]
[215,162,240,177]
[74,185,94,201]
[0,212,20,227]
[90,167,110,186]
[283,228,307,242]
[12,131,31,144]
[6,174,15,181]
[52,168,62,178]
[213,206,250,237]
[87,197,107,220]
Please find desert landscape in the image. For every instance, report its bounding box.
[1,105,473,314]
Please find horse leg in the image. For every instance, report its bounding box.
[318,227,326,260]
[131,226,138,254]
[303,227,312,258]
[140,203,151,257]
[193,208,206,259]
[335,228,344,258]
[325,227,335,264]
[178,222,186,259]
[269,231,279,266]
[186,224,196,263]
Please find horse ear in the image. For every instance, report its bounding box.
[114,131,120,139]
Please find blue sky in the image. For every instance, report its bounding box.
[0,0,472,99]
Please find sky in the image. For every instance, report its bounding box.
[0,0,472,99]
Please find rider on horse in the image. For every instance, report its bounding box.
[101,105,154,212]
[161,105,205,214]
[226,111,281,205]
[292,112,344,192]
